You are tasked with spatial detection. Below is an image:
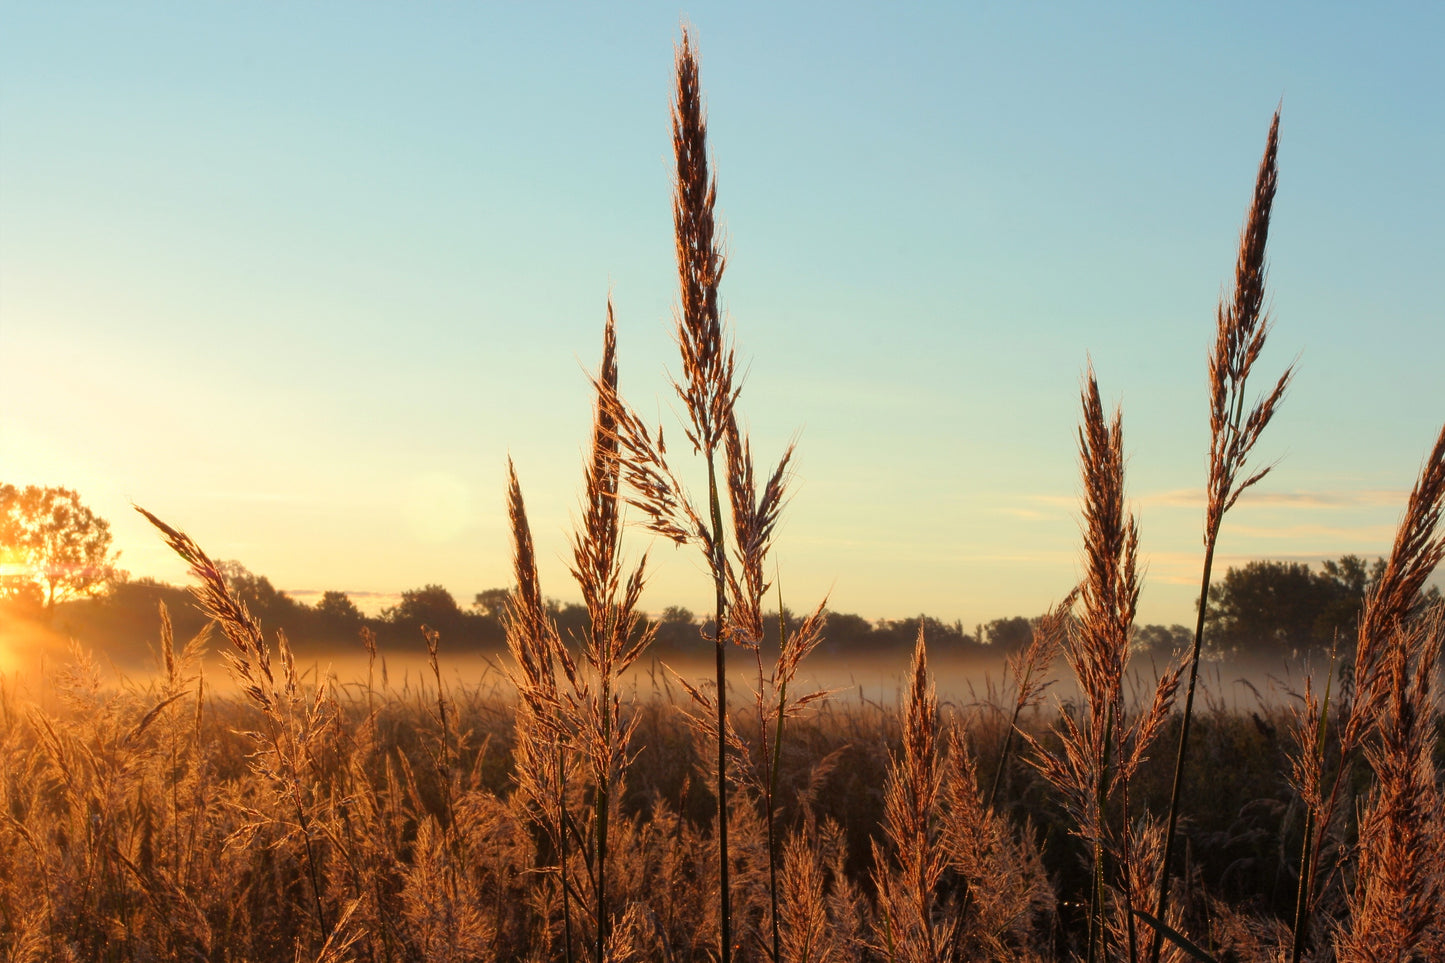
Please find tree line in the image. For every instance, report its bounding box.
[3,483,1436,666]
[13,556,1434,670]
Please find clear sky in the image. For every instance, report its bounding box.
[2,2,1441,629]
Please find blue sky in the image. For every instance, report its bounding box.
[2,2,1441,628]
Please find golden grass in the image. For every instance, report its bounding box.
[0,618,1440,962]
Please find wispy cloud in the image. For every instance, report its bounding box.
[1137,489,1204,509]
[998,507,1053,521]
[1133,525,1396,587]
[1137,488,1404,510]
[285,589,404,618]
[1016,488,1406,513]
[788,534,1075,567]
[196,490,312,504]
[286,589,401,601]
[1140,543,1400,586]
[949,551,1077,565]
[1230,522,1398,542]
[1022,494,1077,509]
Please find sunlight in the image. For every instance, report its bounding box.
[0,619,22,674]
[0,560,36,582]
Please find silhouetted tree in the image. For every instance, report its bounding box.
[1206,560,1327,657]
[0,483,124,616]
[315,590,364,628]
[217,559,305,626]
[817,611,873,656]
[472,587,511,619]
[1313,554,1383,644]
[1134,623,1191,657]
[385,584,463,627]
[548,598,591,649]
[652,605,701,655]
[0,579,44,621]
[1203,556,1415,658]
[49,576,207,663]
[380,584,506,651]
[983,615,1033,654]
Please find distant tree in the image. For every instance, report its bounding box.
[473,587,511,619]
[984,615,1033,654]
[865,614,972,657]
[385,584,464,627]
[910,616,974,656]
[1134,623,1192,658]
[216,560,304,626]
[548,598,591,648]
[1313,554,1384,644]
[0,483,124,616]
[818,611,873,655]
[55,576,209,663]
[315,590,364,626]
[1204,556,1400,658]
[1206,560,1327,657]
[0,578,44,620]
[652,605,700,653]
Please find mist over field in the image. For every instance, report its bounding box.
[0,601,1323,718]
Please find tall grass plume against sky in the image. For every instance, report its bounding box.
[1,2,1441,626]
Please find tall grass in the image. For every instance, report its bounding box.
[1,612,1440,960]
[137,507,343,949]
[1293,423,1445,963]
[599,28,812,963]
[871,629,947,962]
[1149,108,1293,963]
[1027,371,1183,963]
[505,302,656,960]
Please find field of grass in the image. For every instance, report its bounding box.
[3,27,1441,963]
[0,613,1439,962]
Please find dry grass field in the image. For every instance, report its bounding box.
[0,596,1440,962]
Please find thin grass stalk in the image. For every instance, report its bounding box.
[766,599,787,963]
[672,30,736,961]
[560,765,576,963]
[723,378,798,960]
[1028,370,1182,963]
[872,627,943,963]
[737,579,824,960]
[957,592,1073,935]
[1089,702,1114,963]
[586,314,618,963]
[706,455,732,962]
[595,694,609,963]
[985,591,1076,813]
[422,625,466,895]
[1285,672,1333,963]
[1150,108,1291,963]
[277,632,333,944]
[984,704,1022,818]
[503,464,578,963]
[571,302,652,962]
[362,626,377,726]
[1122,776,1140,963]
